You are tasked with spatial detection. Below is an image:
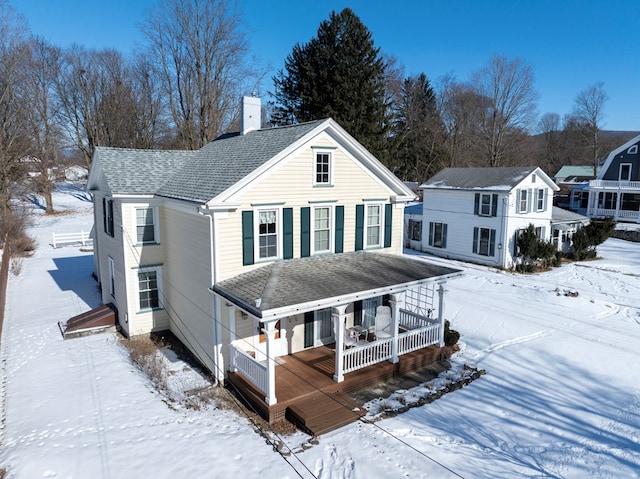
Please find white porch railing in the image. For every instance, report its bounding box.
[397,323,441,356]
[399,309,436,330]
[52,231,93,248]
[230,345,267,394]
[589,180,640,190]
[343,337,393,374]
[587,208,640,220]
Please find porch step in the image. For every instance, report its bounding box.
[287,392,365,436]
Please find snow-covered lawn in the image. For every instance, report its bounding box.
[1,184,639,478]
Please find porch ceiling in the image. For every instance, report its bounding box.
[212,251,462,319]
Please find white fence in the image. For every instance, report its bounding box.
[52,231,93,248]
[397,323,441,356]
[230,345,267,394]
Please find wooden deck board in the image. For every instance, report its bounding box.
[227,344,450,432]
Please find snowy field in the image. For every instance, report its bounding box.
[1,183,639,478]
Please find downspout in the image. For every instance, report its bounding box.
[501,196,509,268]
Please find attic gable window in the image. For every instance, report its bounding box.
[627,145,638,155]
[314,151,332,185]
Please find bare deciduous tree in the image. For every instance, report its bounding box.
[142,0,258,150]
[471,55,538,167]
[572,82,608,175]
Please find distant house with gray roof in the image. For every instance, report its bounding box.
[418,166,560,268]
[86,96,462,430]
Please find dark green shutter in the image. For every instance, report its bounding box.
[241,211,254,265]
[474,193,480,215]
[428,221,434,246]
[354,300,363,326]
[489,229,496,256]
[491,194,498,217]
[300,207,310,257]
[442,224,448,248]
[355,204,364,250]
[283,208,293,259]
[472,227,479,254]
[303,311,314,348]
[384,204,393,247]
[335,206,344,253]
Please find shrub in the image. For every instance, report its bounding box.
[516,224,557,271]
[444,320,460,347]
[571,217,615,261]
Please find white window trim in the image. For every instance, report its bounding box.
[536,188,545,212]
[108,256,115,298]
[409,219,422,241]
[254,207,282,262]
[518,189,529,214]
[104,197,114,236]
[136,265,163,312]
[627,145,638,155]
[619,163,632,181]
[477,227,492,256]
[313,149,334,186]
[132,204,159,245]
[430,221,446,248]
[311,204,334,255]
[479,193,493,216]
[364,202,384,249]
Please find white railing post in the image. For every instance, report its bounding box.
[438,282,447,347]
[263,321,278,405]
[332,305,348,382]
[389,293,404,364]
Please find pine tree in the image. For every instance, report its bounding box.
[273,8,389,159]
[390,73,445,182]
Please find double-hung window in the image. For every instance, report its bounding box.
[138,266,162,310]
[428,222,447,248]
[104,198,114,236]
[473,227,496,256]
[518,189,529,213]
[258,210,278,260]
[480,194,492,216]
[365,204,382,248]
[409,219,422,241]
[620,163,632,181]
[314,151,332,185]
[312,206,332,254]
[135,207,158,244]
[536,189,545,211]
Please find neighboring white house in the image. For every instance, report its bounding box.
[586,134,640,223]
[550,206,590,253]
[419,166,559,269]
[404,203,422,250]
[86,96,462,424]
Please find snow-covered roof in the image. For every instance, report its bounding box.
[420,166,547,191]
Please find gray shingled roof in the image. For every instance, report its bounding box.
[551,206,589,224]
[212,251,462,318]
[95,120,326,202]
[95,147,195,195]
[421,166,538,191]
[157,120,326,202]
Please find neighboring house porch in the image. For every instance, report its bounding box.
[586,180,640,223]
[212,251,461,428]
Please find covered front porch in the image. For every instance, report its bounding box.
[587,180,640,222]
[212,251,462,430]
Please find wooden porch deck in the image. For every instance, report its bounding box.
[227,344,449,435]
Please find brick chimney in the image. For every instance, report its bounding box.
[241,95,261,135]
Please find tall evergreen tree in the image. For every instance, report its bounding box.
[272,8,389,159]
[391,73,445,182]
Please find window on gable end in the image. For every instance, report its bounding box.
[135,206,158,244]
[536,188,545,211]
[365,204,382,248]
[257,209,279,260]
[518,189,528,213]
[314,151,332,185]
[312,205,332,254]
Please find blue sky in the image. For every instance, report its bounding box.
[11,0,640,132]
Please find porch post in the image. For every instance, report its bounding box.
[332,304,348,383]
[437,282,447,347]
[228,304,237,372]
[263,321,277,405]
[388,292,404,363]
[615,190,621,221]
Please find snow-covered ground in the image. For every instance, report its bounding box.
[1,184,639,478]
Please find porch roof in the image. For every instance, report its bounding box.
[212,251,462,319]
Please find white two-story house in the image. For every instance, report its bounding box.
[86,97,462,430]
[419,166,559,268]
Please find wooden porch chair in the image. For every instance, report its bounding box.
[374,305,392,340]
